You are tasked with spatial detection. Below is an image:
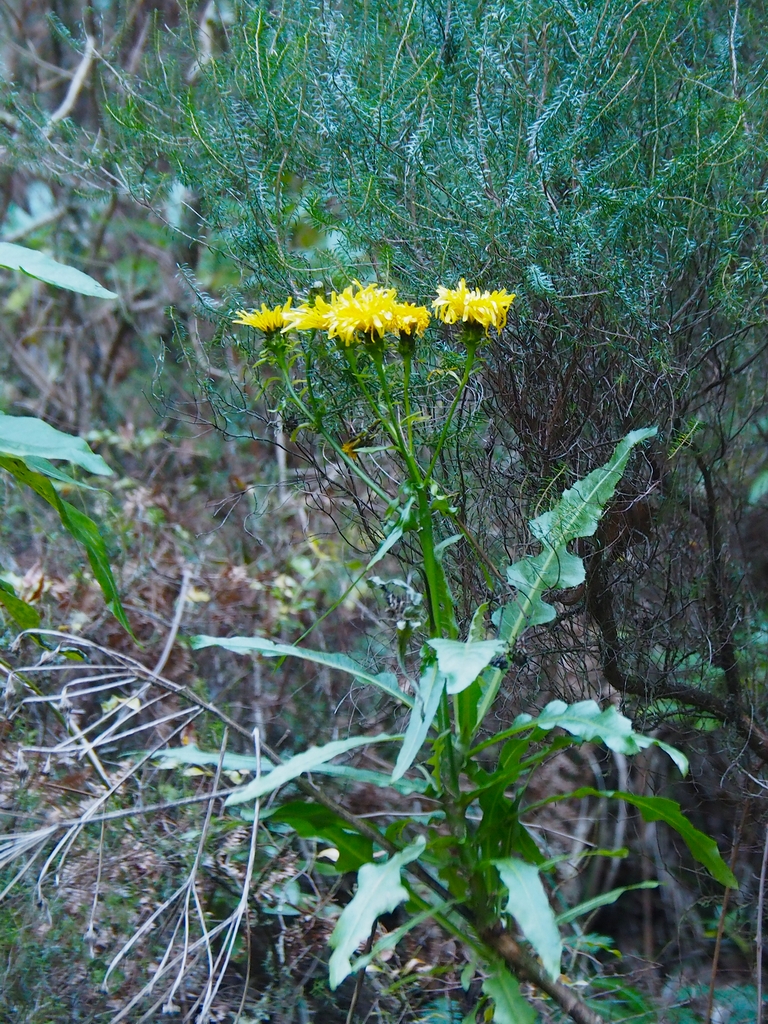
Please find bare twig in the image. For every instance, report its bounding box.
[43,34,96,134]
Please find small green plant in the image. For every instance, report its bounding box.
[171,281,736,1024]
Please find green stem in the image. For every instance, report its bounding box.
[275,354,390,503]
[403,352,414,452]
[372,354,424,488]
[425,341,477,482]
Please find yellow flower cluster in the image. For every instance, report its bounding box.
[284,281,430,346]
[432,279,515,332]
[233,278,514,345]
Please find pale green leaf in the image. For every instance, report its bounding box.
[493,857,562,981]
[190,634,411,707]
[150,744,426,794]
[0,414,112,476]
[482,963,536,1024]
[427,637,506,695]
[0,241,117,298]
[531,700,688,775]
[224,734,397,806]
[348,906,438,974]
[391,663,445,781]
[499,428,657,642]
[468,603,489,643]
[328,837,425,989]
[556,881,659,925]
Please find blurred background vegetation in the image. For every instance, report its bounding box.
[1,0,768,1021]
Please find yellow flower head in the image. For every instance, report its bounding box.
[325,281,400,345]
[233,298,293,334]
[395,301,431,337]
[432,279,515,333]
[282,295,334,333]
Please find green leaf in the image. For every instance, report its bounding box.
[531,700,689,775]
[151,744,427,794]
[391,662,445,781]
[427,638,506,695]
[566,788,737,888]
[328,836,425,989]
[556,881,659,926]
[0,414,112,476]
[266,801,373,872]
[0,456,131,634]
[190,634,411,707]
[0,241,117,299]
[22,457,99,490]
[482,963,537,1024]
[0,580,40,630]
[224,734,398,806]
[348,906,438,974]
[493,857,563,981]
[499,428,657,639]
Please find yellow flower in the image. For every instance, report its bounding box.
[282,295,334,332]
[325,281,401,345]
[395,301,431,337]
[233,298,293,334]
[432,279,515,332]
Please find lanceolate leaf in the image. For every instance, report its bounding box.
[0,241,117,299]
[0,455,130,634]
[556,881,659,925]
[530,700,688,775]
[391,662,445,781]
[152,744,427,794]
[427,637,506,695]
[548,788,737,888]
[0,580,40,630]
[482,963,537,1024]
[328,837,425,989]
[0,414,112,476]
[224,734,397,806]
[493,857,563,981]
[190,634,411,707]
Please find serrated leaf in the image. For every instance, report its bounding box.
[391,663,445,781]
[499,428,657,642]
[0,414,112,476]
[427,638,506,695]
[0,241,117,298]
[190,634,411,707]
[328,836,425,988]
[531,700,688,775]
[556,881,659,925]
[493,857,562,981]
[224,734,397,806]
[482,963,536,1024]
